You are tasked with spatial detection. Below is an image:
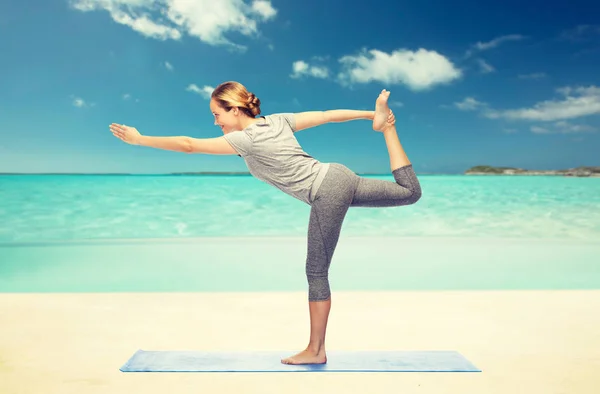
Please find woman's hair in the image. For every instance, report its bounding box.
[211,81,261,117]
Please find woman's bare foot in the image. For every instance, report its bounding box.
[281,348,327,365]
[373,89,393,132]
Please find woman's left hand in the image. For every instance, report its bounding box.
[110,123,142,145]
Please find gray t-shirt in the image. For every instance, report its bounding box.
[223,113,330,205]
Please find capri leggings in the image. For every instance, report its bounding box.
[305,162,422,302]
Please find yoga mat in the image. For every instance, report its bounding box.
[120,349,481,372]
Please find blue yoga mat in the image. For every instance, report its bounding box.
[120,349,481,372]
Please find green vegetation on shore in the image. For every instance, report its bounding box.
[465,165,600,177]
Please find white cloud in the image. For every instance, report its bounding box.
[165,61,173,71]
[69,0,277,50]
[73,97,86,107]
[518,72,546,80]
[116,11,181,40]
[454,97,487,111]
[449,87,600,134]
[71,95,96,108]
[337,48,462,91]
[121,93,139,102]
[530,125,549,134]
[466,34,526,57]
[186,84,214,99]
[560,24,600,41]
[290,60,329,79]
[477,59,494,73]
[531,121,596,134]
[311,55,330,62]
[390,101,403,107]
[484,86,600,122]
[475,34,525,51]
[251,0,277,20]
[553,121,596,133]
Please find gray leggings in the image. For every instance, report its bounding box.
[305,163,422,301]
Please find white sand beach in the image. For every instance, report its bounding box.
[1,290,599,393]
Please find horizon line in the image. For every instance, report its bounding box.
[0,171,459,176]
[1,165,596,176]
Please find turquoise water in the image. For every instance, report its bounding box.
[1,237,599,292]
[1,174,600,242]
[1,174,599,292]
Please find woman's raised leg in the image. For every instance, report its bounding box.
[350,89,422,207]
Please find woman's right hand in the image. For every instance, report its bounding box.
[387,110,395,126]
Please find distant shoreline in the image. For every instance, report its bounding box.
[0,172,256,176]
[1,165,599,177]
[0,173,440,176]
[0,172,445,176]
[465,165,600,177]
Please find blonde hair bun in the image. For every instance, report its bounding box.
[211,81,261,118]
[247,93,261,117]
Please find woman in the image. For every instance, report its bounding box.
[109,81,422,365]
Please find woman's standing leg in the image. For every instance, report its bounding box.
[281,165,358,365]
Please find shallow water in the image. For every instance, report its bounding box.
[2,174,599,242]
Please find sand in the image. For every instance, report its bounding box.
[1,290,599,393]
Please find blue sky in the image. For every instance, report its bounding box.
[1,0,599,174]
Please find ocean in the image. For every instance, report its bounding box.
[1,173,599,242]
[1,173,599,292]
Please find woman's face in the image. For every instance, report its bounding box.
[210,99,239,134]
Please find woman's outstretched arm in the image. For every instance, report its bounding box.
[109,123,237,155]
[294,110,376,132]
[138,135,238,155]
[110,123,188,152]
[137,135,190,152]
